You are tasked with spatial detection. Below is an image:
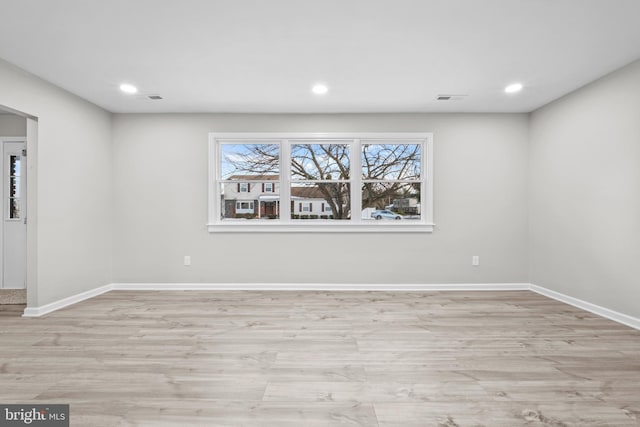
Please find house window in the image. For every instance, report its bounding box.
[209,133,433,232]
[300,202,311,212]
[236,201,254,211]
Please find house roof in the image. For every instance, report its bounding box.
[291,186,328,200]
[229,175,279,181]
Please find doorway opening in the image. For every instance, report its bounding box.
[0,107,31,311]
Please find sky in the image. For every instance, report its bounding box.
[220,143,421,181]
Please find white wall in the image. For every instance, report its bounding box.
[0,59,112,306]
[112,113,529,284]
[0,114,26,136]
[529,60,640,318]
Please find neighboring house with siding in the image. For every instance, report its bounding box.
[222,175,279,218]
[290,186,334,218]
[222,175,335,219]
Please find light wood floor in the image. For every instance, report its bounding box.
[1,291,639,426]
[0,289,27,304]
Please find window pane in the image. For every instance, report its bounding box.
[220,183,279,220]
[9,176,20,198]
[10,155,21,177]
[291,183,350,220]
[362,143,421,180]
[291,144,350,180]
[361,182,421,220]
[8,156,21,219]
[220,144,279,180]
[9,198,20,219]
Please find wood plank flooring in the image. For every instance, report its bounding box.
[1,290,639,426]
[0,289,27,304]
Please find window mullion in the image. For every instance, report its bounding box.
[209,135,218,225]
[280,140,291,223]
[351,139,362,224]
[424,137,433,225]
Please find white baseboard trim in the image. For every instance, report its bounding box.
[22,284,112,318]
[111,282,530,291]
[529,284,640,331]
[20,282,640,331]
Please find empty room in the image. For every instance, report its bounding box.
[0,0,639,426]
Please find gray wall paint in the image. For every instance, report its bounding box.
[0,114,26,136]
[0,58,113,306]
[529,60,640,318]
[112,113,529,284]
[3,52,636,321]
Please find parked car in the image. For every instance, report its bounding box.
[371,210,402,220]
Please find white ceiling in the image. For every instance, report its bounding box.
[0,0,639,114]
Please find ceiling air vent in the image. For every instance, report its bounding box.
[148,95,163,100]
[436,94,468,101]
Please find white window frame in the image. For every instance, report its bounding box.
[264,182,274,193]
[239,182,249,193]
[208,132,434,233]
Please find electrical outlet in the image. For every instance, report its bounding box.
[472,256,480,266]
[184,255,191,266]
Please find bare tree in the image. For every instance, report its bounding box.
[291,144,350,219]
[361,143,421,210]
[221,144,279,178]
[223,143,420,218]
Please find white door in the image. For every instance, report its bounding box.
[2,140,26,289]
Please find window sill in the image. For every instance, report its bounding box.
[207,222,435,233]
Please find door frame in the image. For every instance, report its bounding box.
[0,104,38,308]
[0,137,27,289]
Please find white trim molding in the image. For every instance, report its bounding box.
[22,284,112,317]
[20,282,640,331]
[206,223,437,233]
[112,283,529,291]
[529,284,640,331]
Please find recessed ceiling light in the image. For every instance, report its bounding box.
[505,83,523,94]
[119,83,138,94]
[312,84,329,95]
